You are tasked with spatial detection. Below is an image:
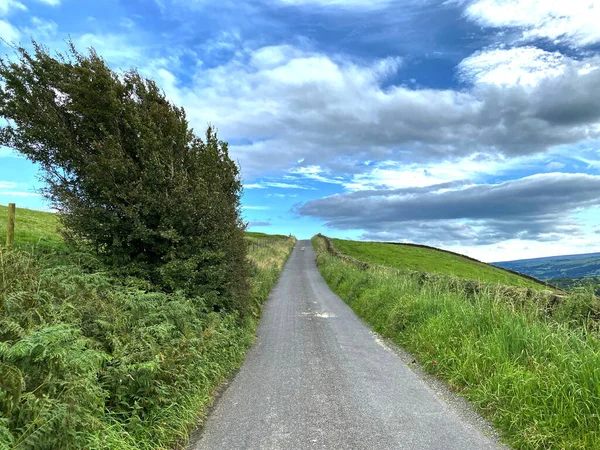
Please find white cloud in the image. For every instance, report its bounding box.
[0,0,26,16]
[274,0,393,9]
[268,193,296,198]
[289,165,344,184]
[546,161,566,170]
[344,159,481,191]
[451,236,600,263]
[142,42,600,182]
[23,17,58,40]
[341,152,553,191]
[300,172,600,259]
[0,181,17,189]
[458,47,572,87]
[0,19,20,42]
[246,181,313,189]
[74,33,144,67]
[37,0,60,6]
[242,205,270,210]
[464,0,600,47]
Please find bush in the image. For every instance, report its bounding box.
[0,43,248,312]
[0,235,295,449]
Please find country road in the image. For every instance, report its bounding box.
[190,240,503,450]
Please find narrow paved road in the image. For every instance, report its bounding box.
[190,241,502,450]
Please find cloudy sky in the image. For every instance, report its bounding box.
[1,0,600,261]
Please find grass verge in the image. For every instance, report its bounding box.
[0,206,295,449]
[313,235,600,450]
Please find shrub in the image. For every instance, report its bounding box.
[0,235,295,449]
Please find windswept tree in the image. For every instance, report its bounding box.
[0,43,249,312]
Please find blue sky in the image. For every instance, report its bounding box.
[2,0,600,261]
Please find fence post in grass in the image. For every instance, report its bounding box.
[6,203,15,248]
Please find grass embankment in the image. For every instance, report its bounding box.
[0,205,295,450]
[314,235,600,450]
[332,238,547,290]
[0,205,63,252]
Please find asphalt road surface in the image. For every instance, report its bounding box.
[190,240,503,450]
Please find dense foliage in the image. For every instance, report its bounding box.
[0,223,295,449]
[314,235,600,450]
[0,43,248,312]
[0,41,296,449]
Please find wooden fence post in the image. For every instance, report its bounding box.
[6,203,15,248]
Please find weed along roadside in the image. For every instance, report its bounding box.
[312,234,600,450]
[0,205,295,449]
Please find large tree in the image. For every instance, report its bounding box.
[0,43,249,312]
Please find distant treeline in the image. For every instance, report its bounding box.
[496,253,600,280]
[550,276,600,295]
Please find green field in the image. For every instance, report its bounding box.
[0,205,281,250]
[0,204,63,251]
[332,238,547,290]
[246,231,287,239]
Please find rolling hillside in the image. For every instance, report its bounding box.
[332,238,548,290]
[494,252,600,280]
[0,205,283,250]
[0,204,62,250]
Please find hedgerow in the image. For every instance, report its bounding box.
[0,235,295,449]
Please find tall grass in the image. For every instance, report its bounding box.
[0,236,295,450]
[313,236,600,450]
[0,205,63,252]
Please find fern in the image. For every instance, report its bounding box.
[1,233,295,449]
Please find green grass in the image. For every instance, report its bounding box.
[245,231,288,240]
[0,204,63,251]
[0,205,296,449]
[332,238,547,290]
[314,236,600,450]
[0,204,282,253]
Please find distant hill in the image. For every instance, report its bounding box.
[494,252,600,280]
[550,276,600,295]
[332,239,549,290]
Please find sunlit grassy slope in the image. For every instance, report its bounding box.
[0,204,63,250]
[332,238,547,290]
[0,205,283,250]
[246,231,288,240]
